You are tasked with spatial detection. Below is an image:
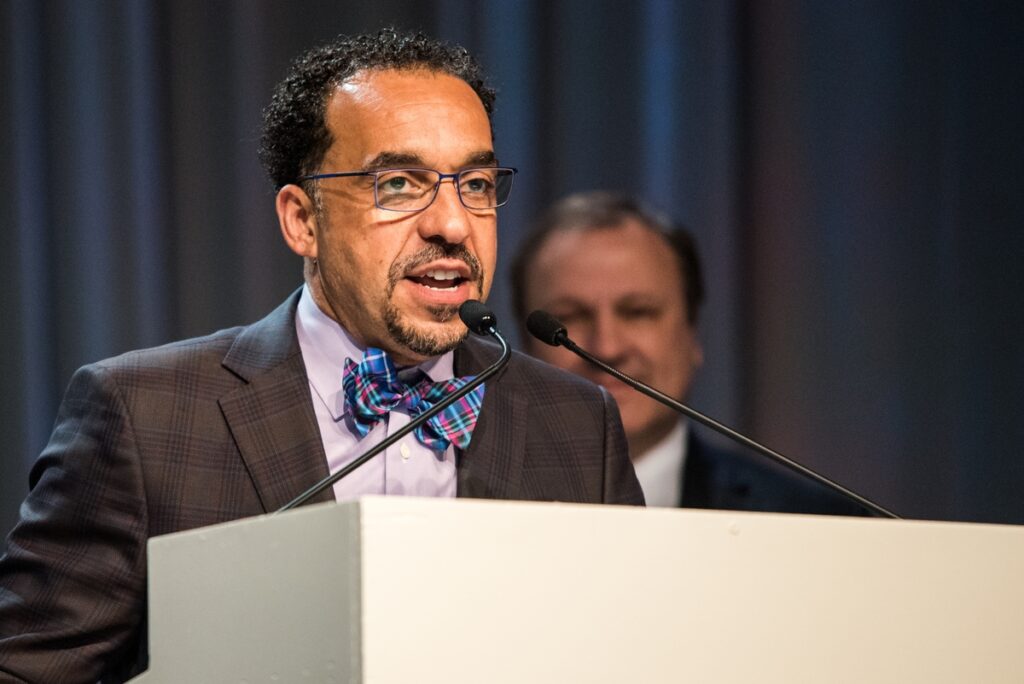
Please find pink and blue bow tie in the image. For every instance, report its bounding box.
[342,347,485,452]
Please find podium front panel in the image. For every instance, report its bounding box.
[135,497,1024,683]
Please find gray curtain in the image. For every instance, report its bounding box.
[2,0,1021,541]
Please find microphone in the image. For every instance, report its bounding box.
[526,310,900,519]
[526,310,569,346]
[459,299,498,335]
[277,301,512,513]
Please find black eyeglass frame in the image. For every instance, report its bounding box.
[297,166,518,212]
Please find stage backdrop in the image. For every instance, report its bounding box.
[1,0,1021,541]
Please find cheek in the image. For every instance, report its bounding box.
[655,330,701,396]
[356,236,403,284]
[343,247,377,285]
[475,223,498,271]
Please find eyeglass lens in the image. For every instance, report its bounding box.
[374,168,514,211]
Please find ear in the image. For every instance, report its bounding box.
[276,184,319,259]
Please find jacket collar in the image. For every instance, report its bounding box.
[219,290,334,512]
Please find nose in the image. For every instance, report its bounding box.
[586,312,629,365]
[417,177,473,244]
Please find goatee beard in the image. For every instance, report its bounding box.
[383,303,467,358]
[382,243,485,359]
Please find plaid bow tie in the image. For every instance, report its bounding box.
[342,347,485,452]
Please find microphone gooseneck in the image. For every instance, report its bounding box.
[527,309,900,519]
[278,300,511,513]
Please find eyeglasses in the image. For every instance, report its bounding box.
[298,167,518,212]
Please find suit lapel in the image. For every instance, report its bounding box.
[218,291,333,512]
[454,336,526,499]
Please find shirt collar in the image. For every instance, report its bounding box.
[632,418,688,508]
[294,284,455,421]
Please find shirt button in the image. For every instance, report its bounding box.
[400,443,411,461]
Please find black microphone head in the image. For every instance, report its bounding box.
[459,300,497,335]
[526,310,568,347]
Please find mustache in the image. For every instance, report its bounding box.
[387,243,485,292]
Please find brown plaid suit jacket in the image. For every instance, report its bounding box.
[0,291,643,683]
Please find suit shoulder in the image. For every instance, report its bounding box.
[83,289,301,381]
[504,350,587,389]
[50,324,253,432]
[458,334,606,399]
[457,336,611,411]
[89,325,245,376]
[503,349,607,398]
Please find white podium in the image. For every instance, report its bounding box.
[130,497,1024,683]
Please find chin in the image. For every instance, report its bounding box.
[622,405,669,432]
[385,309,468,359]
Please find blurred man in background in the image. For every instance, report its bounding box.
[512,191,866,514]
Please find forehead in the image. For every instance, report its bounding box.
[530,220,686,303]
[323,68,493,167]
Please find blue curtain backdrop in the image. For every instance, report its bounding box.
[1,0,1021,539]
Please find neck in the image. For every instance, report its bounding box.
[306,274,426,367]
[307,271,345,332]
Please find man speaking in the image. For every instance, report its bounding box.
[0,30,642,683]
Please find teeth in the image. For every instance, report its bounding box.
[425,269,460,280]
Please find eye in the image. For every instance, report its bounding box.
[551,309,588,327]
[619,303,662,321]
[382,176,408,192]
[376,170,432,196]
[459,169,496,196]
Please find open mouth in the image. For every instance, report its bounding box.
[407,268,469,291]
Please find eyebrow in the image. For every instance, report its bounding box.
[362,150,498,172]
[464,150,498,166]
[363,152,422,171]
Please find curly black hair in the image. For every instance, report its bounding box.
[258,28,496,191]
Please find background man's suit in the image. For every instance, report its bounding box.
[0,291,643,683]
[681,430,869,515]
